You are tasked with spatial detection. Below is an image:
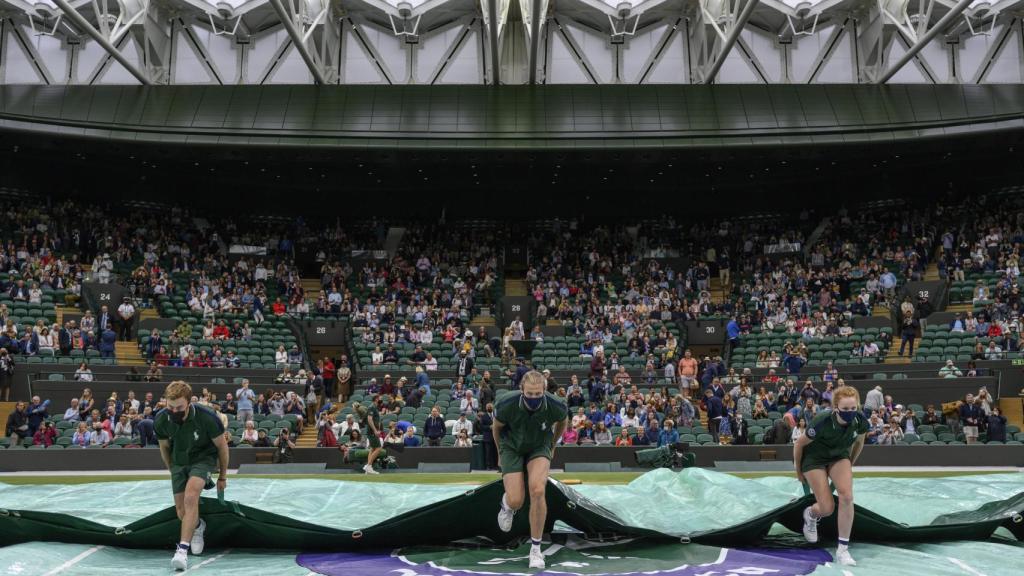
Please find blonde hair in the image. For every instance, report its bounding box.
[164,380,193,401]
[832,386,861,408]
[520,370,546,392]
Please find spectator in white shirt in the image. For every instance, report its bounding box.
[452,414,473,437]
[460,391,479,415]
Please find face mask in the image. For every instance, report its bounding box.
[524,396,544,411]
[170,407,187,424]
[836,410,857,424]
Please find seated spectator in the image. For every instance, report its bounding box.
[452,413,473,437]
[63,398,81,421]
[241,421,258,445]
[657,419,679,447]
[275,345,289,367]
[253,429,271,447]
[33,421,57,446]
[114,415,134,439]
[578,421,596,445]
[560,425,579,445]
[614,427,633,446]
[89,422,111,446]
[403,426,421,447]
[71,421,91,448]
[939,360,963,378]
[74,362,93,382]
[454,429,473,448]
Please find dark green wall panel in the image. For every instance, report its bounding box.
[0,84,1022,149]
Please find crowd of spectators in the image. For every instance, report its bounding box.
[3,379,309,449]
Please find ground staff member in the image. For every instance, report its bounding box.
[155,380,229,571]
[794,385,867,567]
[494,371,568,570]
[352,395,383,474]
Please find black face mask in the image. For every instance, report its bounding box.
[170,407,187,424]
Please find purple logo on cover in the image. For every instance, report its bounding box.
[297,547,832,576]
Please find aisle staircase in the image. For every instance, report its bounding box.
[999,397,1024,431]
[505,278,528,297]
[301,278,322,296]
[709,278,728,305]
[0,402,14,439]
[883,343,912,364]
[924,262,940,282]
[295,425,319,447]
[115,341,147,367]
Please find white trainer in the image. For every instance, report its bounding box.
[190,519,206,555]
[171,548,188,571]
[363,463,380,475]
[497,501,515,532]
[802,506,819,543]
[836,547,857,566]
[528,547,545,570]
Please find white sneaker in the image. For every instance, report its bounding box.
[802,506,819,543]
[171,548,188,571]
[190,519,206,555]
[528,547,545,570]
[836,547,857,566]
[363,463,380,475]
[497,499,514,532]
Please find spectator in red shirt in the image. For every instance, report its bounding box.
[321,357,336,399]
[272,298,287,316]
[212,320,231,340]
[33,421,58,446]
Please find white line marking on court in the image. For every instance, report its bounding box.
[842,571,854,576]
[321,482,343,509]
[258,481,276,502]
[41,545,105,575]
[948,557,987,576]
[182,549,232,573]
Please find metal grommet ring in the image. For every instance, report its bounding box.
[115,527,131,535]
[0,509,8,517]
[352,530,363,539]
[567,501,577,510]
[679,536,691,544]
[1012,513,1023,524]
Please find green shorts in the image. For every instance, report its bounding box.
[170,461,217,494]
[368,434,382,449]
[499,444,552,476]
[800,455,849,474]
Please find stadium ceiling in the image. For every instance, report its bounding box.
[0,0,1021,85]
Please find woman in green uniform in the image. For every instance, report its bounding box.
[793,385,867,567]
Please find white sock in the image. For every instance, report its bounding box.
[531,538,542,552]
[838,538,850,552]
[501,494,512,512]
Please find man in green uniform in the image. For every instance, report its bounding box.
[155,380,229,571]
[352,395,382,474]
[493,370,568,571]
[793,386,867,567]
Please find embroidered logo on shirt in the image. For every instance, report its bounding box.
[194,431,200,441]
[806,427,816,438]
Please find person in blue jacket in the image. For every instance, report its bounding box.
[704,388,725,443]
[658,419,680,447]
[99,324,117,358]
